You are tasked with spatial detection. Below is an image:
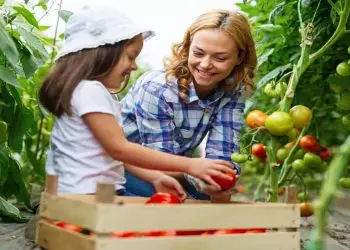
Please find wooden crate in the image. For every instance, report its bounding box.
[36,179,300,250]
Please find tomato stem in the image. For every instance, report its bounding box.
[266,137,279,202]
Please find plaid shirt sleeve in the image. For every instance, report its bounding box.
[205,88,246,173]
[134,83,181,154]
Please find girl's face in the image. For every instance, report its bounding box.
[103,34,144,90]
[188,29,241,98]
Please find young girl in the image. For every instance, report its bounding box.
[39,5,234,197]
[121,9,257,201]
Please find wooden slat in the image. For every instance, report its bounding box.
[37,221,300,250]
[40,193,299,233]
[36,221,95,250]
[40,193,99,230]
[96,232,300,250]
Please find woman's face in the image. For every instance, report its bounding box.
[188,29,241,98]
[103,34,143,90]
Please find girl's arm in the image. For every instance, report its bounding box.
[83,113,233,189]
[125,164,187,200]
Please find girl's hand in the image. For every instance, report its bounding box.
[187,158,235,189]
[152,174,187,201]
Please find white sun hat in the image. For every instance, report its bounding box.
[56,5,155,59]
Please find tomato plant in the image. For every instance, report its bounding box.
[230,152,248,163]
[319,148,331,161]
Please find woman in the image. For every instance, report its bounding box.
[121,9,257,201]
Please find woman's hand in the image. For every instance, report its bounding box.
[152,174,187,201]
[187,158,235,189]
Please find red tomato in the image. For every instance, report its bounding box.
[111,231,141,238]
[320,148,331,161]
[300,135,320,153]
[213,229,246,235]
[212,172,237,191]
[246,228,266,233]
[55,221,83,233]
[176,230,207,236]
[252,143,267,161]
[143,230,176,237]
[145,192,181,204]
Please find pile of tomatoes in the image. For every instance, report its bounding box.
[51,192,266,238]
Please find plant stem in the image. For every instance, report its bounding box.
[254,164,270,201]
[309,135,350,249]
[267,137,279,202]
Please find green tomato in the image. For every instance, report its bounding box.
[265,112,294,136]
[337,91,350,110]
[342,114,350,130]
[336,62,350,76]
[339,177,350,189]
[329,82,342,93]
[264,83,279,97]
[303,152,322,169]
[0,121,7,144]
[276,148,289,162]
[289,105,312,129]
[292,159,308,173]
[287,128,298,142]
[294,148,306,160]
[231,152,249,163]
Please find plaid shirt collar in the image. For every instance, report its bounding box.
[164,77,226,108]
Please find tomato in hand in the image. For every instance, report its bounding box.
[145,192,181,204]
[246,110,268,128]
[252,143,267,161]
[212,172,237,191]
[300,135,320,153]
[265,111,294,136]
[289,105,312,128]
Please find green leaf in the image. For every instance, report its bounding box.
[8,158,32,209]
[0,19,19,67]
[0,196,29,223]
[59,10,73,23]
[327,74,350,91]
[12,6,39,28]
[0,144,9,186]
[8,105,34,152]
[0,65,21,88]
[258,48,274,67]
[16,26,48,60]
[256,63,292,88]
[20,49,38,78]
[0,0,4,6]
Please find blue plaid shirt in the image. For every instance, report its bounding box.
[121,70,245,167]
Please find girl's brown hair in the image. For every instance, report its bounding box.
[39,39,131,117]
[164,9,257,101]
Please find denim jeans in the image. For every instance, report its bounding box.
[124,171,210,200]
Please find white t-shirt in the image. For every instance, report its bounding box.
[46,80,126,194]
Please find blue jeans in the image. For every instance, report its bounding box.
[124,171,210,200]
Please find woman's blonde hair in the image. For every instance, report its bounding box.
[164,9,257,101]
